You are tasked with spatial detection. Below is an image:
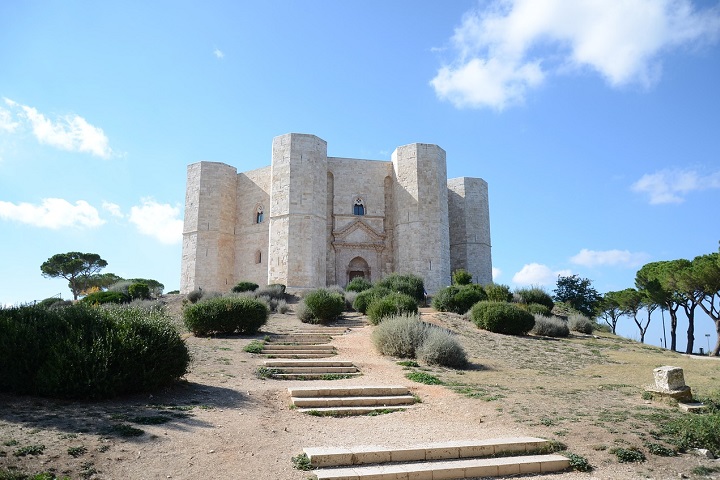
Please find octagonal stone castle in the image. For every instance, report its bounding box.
[180,133,492,294]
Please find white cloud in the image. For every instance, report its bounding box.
[0,198,105,229]
[3,98,112,158]
[570,248,650,268]
[492,267,502,281]
[213,48,225,59]
[128,198,183,245]
[0,107,19,133]
[512,263,572,286]
[431,0,720,109]
[631,168,720,204]
[102,201,124,218]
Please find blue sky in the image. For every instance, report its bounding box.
[1,1,719,351]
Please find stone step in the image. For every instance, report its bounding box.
[271,373,363,380]
[262,353,335,359]
[268,335,333,342]
[289,386,410,398]
[312,454,570,480]
[262,344,335,351]
[271,367,359,374]
[292,394,415,408]
[296,406,409,415]
[265,360,354,367]
[305,437,554,467]
[263,351,336,356]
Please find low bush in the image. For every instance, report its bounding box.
[276,299,290,314]
[660,409,720,457]
[232,281,259,293]
[372,314,431,358]
[345,277,372,292]
[416,328,467,368]
[452,269,472,285]
[295,302,312,323]
[267,283,286,294]
[526,303,551,317]
[376,274,425,302]
[470,301,535,335]
[255,284,285,300]
[128,282,150,300]
[568,314,595,334]
[183,296,269,335]
[367,293,418,325]
[531,315,570,337]
[187,289,203,303]
[79,291,128,305]
[0,304,189,399]
[353,286,391,314]
[300,289,344,324]
[38,297,64,308]
[484,283,513,303]
[432,284,486,314]
[343,291,358,310]
[515,287,554,310]
[610,447,646,463]
[326,285,345,296]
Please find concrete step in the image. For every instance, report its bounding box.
[305,437,554,467]
[289,386,410,398]
[292,394,415,408]
[268,335,333,343]
[271,367,359,374]
[296,406,408,415]
[312,454,570,479]
[262,349,336,355]
[265,360,354,367]
[271,373,362,380]
[262,344,335,351]
[262,353,336,359]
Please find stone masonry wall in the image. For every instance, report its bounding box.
[234,166,271,288]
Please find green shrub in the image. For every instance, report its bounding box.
[255,284,286,300]
[372,314,431,358]
[344,291,359,310]
[353,287,391,314]
[187,289,203,303]
[484,283,513,302]
[515,287,554,310]
[526,303,551,317]
[267,283,286,294]
[128,282,150,300]
[406,371,442,385]
[167,290,180,294]
[300,289,345,324]
[416,328,467,368]
[183,296,269,335]
[432,284,486,314]
[295,302,312,323]
[345,277,372,292]
[610,447,646,463]
[568,314,595,334]
[660,411,720,457]
[276,299,290,314]
[79,291,128,305]
[470,301,535,335]
[367,293,418,325]
[232,281,259,293]
[376,274,425,302]
[38,297,64,308]
[531,315,569,337]
[0,304,189,399]
[452,269,472,285]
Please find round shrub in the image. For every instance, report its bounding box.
[267,283,286,294]
[128,282,150,300]
[484,284,513,303]
[376,274,425,302]
[79,291,129,305]
[367,292,418,325]
[183,296,269,335]
[515,287,554,311]
[187,289,203,303]
[530,315,570,337]
[568,314,595,334]
[255,284,286,300]
[344,291,359,310]
[0,304,190,399]
[433,285,486,314]
[38,297,64,308]
[416,328,468,368]
[526,303,551,317]
[300,288,345,324]
[452,269,472,285]
[372,314,431,358]
[232,281,259,293]
[470,301,535,335]
[353,286,390,314]
[345,277,372,293]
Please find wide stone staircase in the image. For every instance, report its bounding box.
[303,437,570,480]
[288,385,416,416]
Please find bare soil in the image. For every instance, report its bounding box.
[1,297,719,479]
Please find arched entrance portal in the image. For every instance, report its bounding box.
[347,256,370,285]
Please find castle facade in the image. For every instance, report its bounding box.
[180,133,492,294]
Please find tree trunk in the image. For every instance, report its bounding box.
[686,315,695,354]
[669,310,677,351]
[713,319,720,357]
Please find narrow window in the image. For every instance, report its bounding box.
[255,250,262,264]
[353,197,365,216]
[256,205,264,223]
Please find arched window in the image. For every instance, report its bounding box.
[353,197,365,216]
[256,205,264,224]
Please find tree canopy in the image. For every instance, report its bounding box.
[553,274,600,317]
[40,252,108,300]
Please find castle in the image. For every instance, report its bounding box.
[180,133,492,294]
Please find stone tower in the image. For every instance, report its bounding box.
[268,133,328,289]
[447,177,492,285]
[181,161,238,292]
[391,143,451,293]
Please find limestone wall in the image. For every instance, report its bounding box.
[234,166,271,288]
[180,161,238,293]
[392,144,451,293]
[447,177,493,285]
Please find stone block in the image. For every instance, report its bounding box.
[653,366,687,391]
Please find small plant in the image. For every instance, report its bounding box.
[243,340,265,354]
[530,315,569,337]
[67,446,87,457]
[692,466,720,476]
[644,442,675,456]
[483,283,513,302]
[525,303,551,317]
[300,289,345,324]
[232,281,259,293]
[256,367,282,379]
[2,440,19,447]
[14,444,45,456]
[352,287,391,314]
[470,301,535,335]
[432,284,486,314]
[345,277,372,292]
[610,446,646,463]
[568,314,595,334]
[367,292,418,325]
[565,453,592,472]
[276,299,290,314]
[128,282,151,300]
[416,328,467,369]
[515,287,554,310]
[372,314,431,358]
[405,371,442,385]
[375,274,426,302]
[397,360,419,367]
[452,269,472,285]
[291,452,313,471]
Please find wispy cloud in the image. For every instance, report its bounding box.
[492,267,502,281]
[0,198,105,229]
[512,263,572,286]
[631,168,720,204]
[213,48,225,59]
[0,106,19,133]
[3,98,113,158]
[128,198,183,245]
[570,248,650,268]
[431,0,720,110]
[102,201,124,218]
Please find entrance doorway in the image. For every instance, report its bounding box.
[347,256,370,285]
